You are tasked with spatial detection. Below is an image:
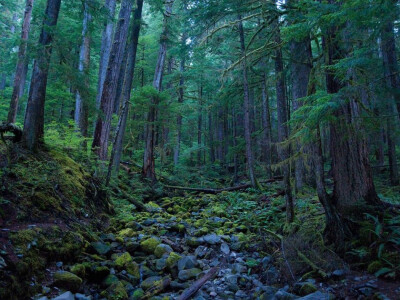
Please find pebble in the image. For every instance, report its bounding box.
[53,291,75,300]
[220,243,230,255]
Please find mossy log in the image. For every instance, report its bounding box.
[0,123,22,143]
[164,177,283,194]
[143,276,171,299]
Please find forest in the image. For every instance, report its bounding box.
[0,0,400,299]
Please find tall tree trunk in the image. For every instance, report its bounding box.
[96,0,117,109]
[8,0,34,123]
[238,15,258,188]
[261,70,272,178]
[22,0,61,151]
[174,50,186,166]
[92,0,132,160]
[74,0,91,138]
[323,2,380,247]
[273,10,294,222]
[208,110,215,163]
[114,43,129,114]
[289,8,312,191]
[109,0,144,176]
[197,84,203,165]
[143,0,174,182]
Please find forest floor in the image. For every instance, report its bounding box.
[0,146,400,300]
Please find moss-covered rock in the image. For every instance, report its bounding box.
[70,263,86,278]
[154,244,173,258]
[102,274,119,287]
[367,261,383,274]
[53,271,82,292]
[140,276,162,290]
[118,228,136,238]
[299,283,317,296]
[107,281,128,300]
[166,252,182,270]
[114,252,140,278]
[140,237,161,254]
[178,268,202,281]
[131,288,145,300]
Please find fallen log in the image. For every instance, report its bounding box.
[161,237,184,253]
[164,177,283,194]
[178,267,219,300]
[0,123,22,143]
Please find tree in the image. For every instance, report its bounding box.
[8,0,34,124]
[142,0,174,182]
[92,0,133,160]
[22,0,62,151]
[74,0,91,139]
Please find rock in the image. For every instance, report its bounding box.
[210,291,217,297]
[141,276,162,290]
[178,268,202,281]
[262,256,273,268]
[91,266,110,281]
[106,281,128,300]
[331,269,346,280]
[225,275,239,292]
[131,288,145,300]
[70,264,86,278]
[186,237,201,247]
[75,293,92,300]
[56,261,63,268]
[114,252,140,278]
[37,297,49,300]
[125,241,140,254]
[170,280,190,290]
[195,246,208,258]
[235,290,248,298]
[232,263,247,274]
[91,241,111,256]
[298,283,317,296]
[143,218,157,226]
[53,291,74,300]
[178,256,198,271]
[220,243,230,255]
[154,243,173,258]
[166,252,182,270]
[140,237,161,254]
[274,290,299,300]
[53,271,82,293]
[102,274,119,287]
[203,234,221,245]
[156,258,167,271]
[298,291,333,300]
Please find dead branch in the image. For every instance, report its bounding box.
[178,267,219,300]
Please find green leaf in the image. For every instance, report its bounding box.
[375,267,392,277]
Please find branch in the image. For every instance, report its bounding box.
[178,267,219,300]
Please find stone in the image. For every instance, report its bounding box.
[178,268,202,281]
[91,241,111,256]
[225,275,239,292]
[166,252,182,270]
[203,234,221,245]
[195,246,208,258]
[56,262,63,268]
[232,263,247,274]
[140,237,161,254]
[107,281,128,300]
[141,276,162,290]
[186,237,201,247]
[102,274,119,287]
[75,293,92,300]
[131,288,145,300]
[299,283,317,296]
[298,291,333,300]
[125,241,140,254]
[274,290,299,300]
[331,269,346,279]
[114,252,140,278]
[235,290,248,298]
[210,291,217,297]
[178,256,198,271]
[220,243,230,255]
[53,291,75,300]
[154,243,173,258]
[53,271,82,293]
[156,258,167,271]
[262,256,273,268]
[70,264,86,278]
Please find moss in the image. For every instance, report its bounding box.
[114,252,140,278]
[166,252,182,270]
[154,244,172,258]
[299,283,317,296]
[103,274,119,287]
[131,288,145,300]
[140,237,161,254]
[53,271,82,292]
[118,228,136,238]
[70,264,86,278]
[368,261,383,274]
[107,281,128,300]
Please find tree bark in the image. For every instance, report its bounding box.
[197,84,203,165]
[96,0,117,109]
[8,0,34,123]
[109,0,144,177]
[238,15,258,188]
[143,0,174,182]
[174,49,186,166]
[22,0,62,151]
[261,69,273,178]
[74,0,91,138]
[92,0,132,160]
[273,8,294,222]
